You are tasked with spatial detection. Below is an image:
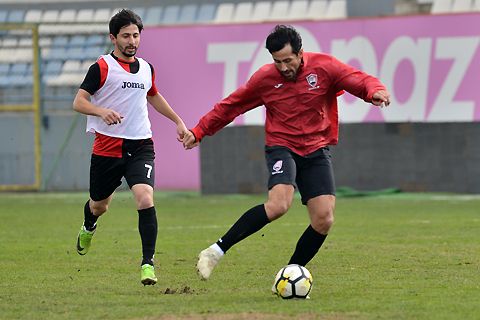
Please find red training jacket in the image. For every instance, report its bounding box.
[191,52,386,156]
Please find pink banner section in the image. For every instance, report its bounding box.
[137,13,480,190]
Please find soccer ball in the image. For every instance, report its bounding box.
[273,264,313,299]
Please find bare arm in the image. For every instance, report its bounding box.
[147,92,188,142]
[73,89,124,125]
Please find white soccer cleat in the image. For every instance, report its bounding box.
[196,247,222,280]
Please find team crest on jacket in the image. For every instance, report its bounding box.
[306,74,318,88]
[272,160,284,175]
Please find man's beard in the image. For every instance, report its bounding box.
[281,69,296,79]
[121,46,137,57]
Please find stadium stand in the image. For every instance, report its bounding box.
[451,0,469,11]
[451,0,470,12]
[161,5,181,25]
[143,6,163,26]
[308,0,329,19]
[131,7,146,21]
[93,8,112,22]
[0,0,475,106]
[7,10,25,23]
[214,3,235,23]
[0,10,7,23]
[251,2,273,22]
[268,1,291,21]
[75,9,95,22]
[232,2,254,23]
[58,9,76,23]
[431,0,453,13]
[324,0,347,19]
[41,10,60,23]
[196,4,217,23]
[0,0,474,110]
[0,63,9,74]
[178,4,198,24]
[288,0,310,20]
[24,9,43,23]
[3,1,445,28]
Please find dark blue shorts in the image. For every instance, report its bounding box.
[89,139,155,201]
[265,145,335,205]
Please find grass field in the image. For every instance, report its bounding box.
[0,190,479,320]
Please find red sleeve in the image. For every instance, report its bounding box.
[329,56,386,103]
[192,72,264,141]
[147,63,158,96]
[97,58,108,90]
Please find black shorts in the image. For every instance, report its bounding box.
[265,145,335,205]
[89,139,155,201]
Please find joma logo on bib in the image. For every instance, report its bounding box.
[122,81,145,89]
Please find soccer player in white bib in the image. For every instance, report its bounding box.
[73,9,188,285]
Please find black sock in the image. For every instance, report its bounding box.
[217,204,270,253]
[138,206,157,266]
[83,200,98,232]
[288,225,327,266]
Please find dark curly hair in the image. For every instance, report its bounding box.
[265,25,302,55]
[109,9,144,37]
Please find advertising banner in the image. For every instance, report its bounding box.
[137,13,480,189]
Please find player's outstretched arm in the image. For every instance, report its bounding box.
[147,92,188,142]
[73,89,124,125]
[372,90,391,108]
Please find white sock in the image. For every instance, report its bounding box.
[83,223,96,234]
[209,243,224,256]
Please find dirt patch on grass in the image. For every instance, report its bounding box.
[162,286,196,295]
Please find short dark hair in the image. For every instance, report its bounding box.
[109,9,144,37]
[265,25,302,55]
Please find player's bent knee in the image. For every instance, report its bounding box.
[266,201,291,220]
[324,213,334,228]
[90,202,108,216]
[135,196,154,210]
[312,213,334,234]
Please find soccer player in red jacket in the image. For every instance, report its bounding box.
[183,25,391,284]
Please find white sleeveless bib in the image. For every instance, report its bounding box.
[87,54,153,139]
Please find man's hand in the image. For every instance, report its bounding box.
[372,90,391,108]
[99,109,124,125]
[176,122,189,143]
[183,130,200,150]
